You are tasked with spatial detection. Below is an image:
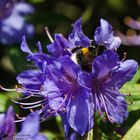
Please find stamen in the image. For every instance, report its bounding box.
[16,85,43,94]
[54,95,67,113]
[26,64,36,68]
[15,113,26,123]
[0,85,16,91]
[16,88,43,95]
[14,119,25,123]
[16,93,32,100]
[37,41,42,53]
[45,27,54,43]
[23,88,40,92]
[38,108,43,114]
[100,93,114,123]
[121,52,127,62]
[94,93,105,121]
[16,113,25,120]
[62,90,73,111]
[11,99,45,106]
[20,103,42,109]
[106,88,125,96]
[105,89,126,106]
[31,94,43,97]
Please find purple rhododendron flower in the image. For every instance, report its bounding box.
[13,18,138,138]
[46,34,74,57]
[41,57,94,136]
[16,37,94,136]
[46,18,91,59]
[0,106,47,140]
[0,0,34,45]
[78,50,138,123]
[68,18,91,47]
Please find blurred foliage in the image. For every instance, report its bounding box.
[122,119,140,140]
[0,0,140,139]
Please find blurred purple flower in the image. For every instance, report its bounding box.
[0,106,15,140]
[116,31,140,46]
[124,17,140,30]
[0,0,34,45]
[0,106,47,140]
[16,111,47,140]
[117,17,140,46]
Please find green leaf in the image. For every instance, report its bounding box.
[128,101,140,111]
[121,84,140,96]
[122,119,140,140]
[8,47,28,73]
[128,68,140,84]
[42,131,61,140]
[120,84,140,111]
[0,93,9,112]
[0,91,19,112]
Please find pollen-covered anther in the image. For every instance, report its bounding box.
[121,52,127,62]
[16,113,25,120]
[15,113,26,123]
[45,27,54,43]
[29,108,34,112]
[0,85,16,91]
[15,84,23,89]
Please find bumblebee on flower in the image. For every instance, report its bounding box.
[1,17,138,139]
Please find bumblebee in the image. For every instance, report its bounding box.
[71,43,98,71]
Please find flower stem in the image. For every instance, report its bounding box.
[93,115,100,140]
